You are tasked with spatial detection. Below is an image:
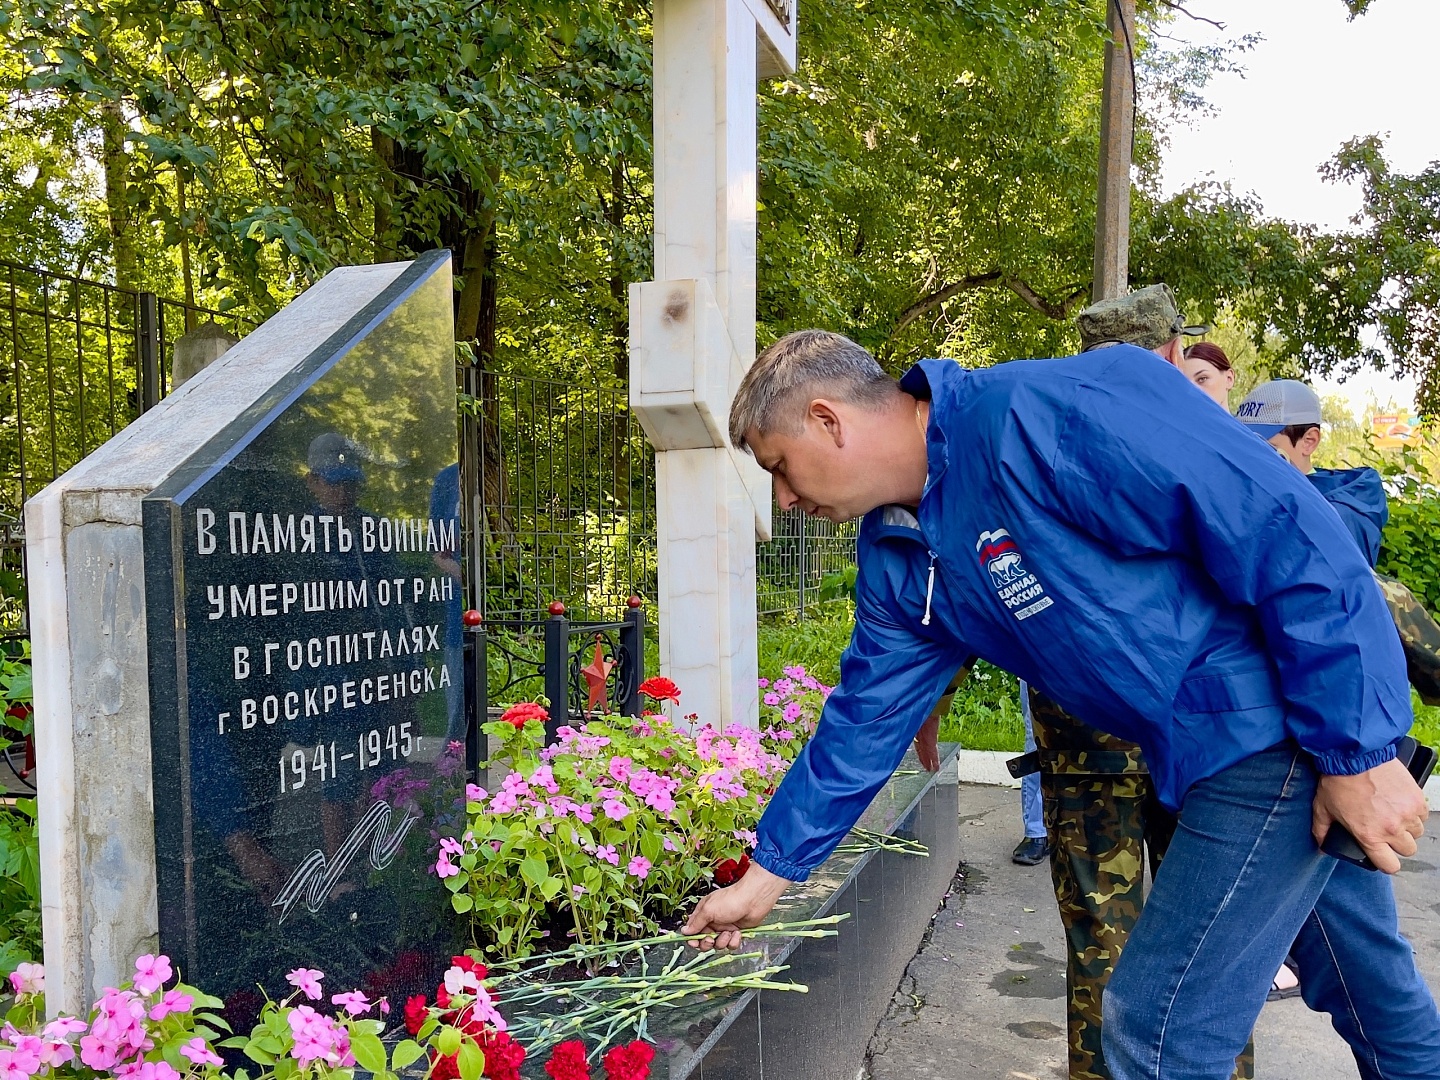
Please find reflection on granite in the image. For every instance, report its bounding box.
[517,744,961,1078]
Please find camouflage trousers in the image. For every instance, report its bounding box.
[1031,691,1255,1080]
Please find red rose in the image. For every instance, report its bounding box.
[713,853,750,887]
[403,994,429,1037]
[601,1040,656,1080]
[637,677,681,706]
[480,1030,525,1080]
[544,1040,591,1080]
[499,702,549,729]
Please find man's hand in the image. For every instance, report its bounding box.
[682,862,791,951]
[1313,757,1428,874]
[914,712,941,772]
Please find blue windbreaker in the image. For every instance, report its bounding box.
[753,347,1411,882]
[1309,466,1388,567]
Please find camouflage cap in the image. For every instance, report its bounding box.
[1076,284,1208,352]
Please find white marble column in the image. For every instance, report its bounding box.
[631,0,796,730]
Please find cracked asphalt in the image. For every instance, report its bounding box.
[864,783,1440,1080]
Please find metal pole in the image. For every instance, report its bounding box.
[1092,0,1135,303]
[138,292,160,411]
[459,347,483,617]
[620,595,645,717]
[465,610,485,774]
[543,602,569,743]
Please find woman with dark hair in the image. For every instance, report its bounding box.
[1181,341,1236,408]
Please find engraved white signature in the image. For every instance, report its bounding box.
[271,800,419,922]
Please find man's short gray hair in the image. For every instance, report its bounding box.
[729,330,899,453]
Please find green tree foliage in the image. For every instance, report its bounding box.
[5,0,1433,393]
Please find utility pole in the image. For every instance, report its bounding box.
[1092,0,1136,302]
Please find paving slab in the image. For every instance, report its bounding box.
[865,783,1440,1080]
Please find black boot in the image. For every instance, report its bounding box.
[1011,836,1050,866]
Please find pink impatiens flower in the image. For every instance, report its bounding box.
[595,845,620,866]
[7,963,43,997]
[285,968,325,1001]
[80,988,149,1070]
[132,954,172,995]
[287,1006,352,1068]
[331,990,373,1016]
[627,856,651,880]
[179,1038,223,1067]
[148,989,194,1021]
[602,798,631,821]
[0,1047,41,1080]
[465,783,488,803]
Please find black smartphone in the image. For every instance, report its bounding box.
[1321,735,1437,871]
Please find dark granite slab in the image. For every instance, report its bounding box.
[142,251,466,1014]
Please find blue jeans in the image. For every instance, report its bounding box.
[1102,743,1440,1080]
[1019,682,1044,838]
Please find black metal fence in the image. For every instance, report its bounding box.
[0,261,250,634]
[2,260,854,638]
[758,509,857,618]
[460,369,659,623]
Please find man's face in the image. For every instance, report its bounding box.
[746,409,879,524]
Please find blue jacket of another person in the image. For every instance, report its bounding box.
[1308,466,1388,567]
[752,346,1410,882]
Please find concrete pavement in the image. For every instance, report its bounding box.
[864,783,1440,1080]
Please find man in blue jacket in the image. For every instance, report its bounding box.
[684,330,1435,1080]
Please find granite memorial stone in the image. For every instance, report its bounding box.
[27,250,462,1014]
[143,250,463,1012]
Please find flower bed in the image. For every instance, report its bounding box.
[438,673,827,960]
[2,671,959,1080]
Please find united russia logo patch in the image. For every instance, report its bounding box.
[976,528,1053,621]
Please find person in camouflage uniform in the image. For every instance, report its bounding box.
[1377,574,1440,706]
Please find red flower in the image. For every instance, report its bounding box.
[637,677,681,706]
[601,1040,656,1080]
[403,994,429,1036]
[451,954,488,980]
[544,1040,591,1080]
[430,1052,460,1080]
[499,702,549,729]
[714,853,750,887]
[480,1031,525,1080]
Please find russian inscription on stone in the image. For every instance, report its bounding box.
[143,251,463,1013]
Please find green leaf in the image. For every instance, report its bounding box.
[391,1039,426,1070]
[436,1024,463,1057]
[519,857,547,887]
[457,1039,486,1080]
[451,892,474,913]
[243,1044,276,1066]
[350,1032,387,1074]
[539,876,563,901]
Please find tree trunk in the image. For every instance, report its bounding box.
[610,158,628,382]
[371,130,396,262]
[100,102,139,291]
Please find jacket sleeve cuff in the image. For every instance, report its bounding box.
[750,846,811,883]
[1311,741,1399,776]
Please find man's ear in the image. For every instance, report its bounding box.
[1302,426,1323,454]
[808,399,846,448]
[1161,337,1185,367]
